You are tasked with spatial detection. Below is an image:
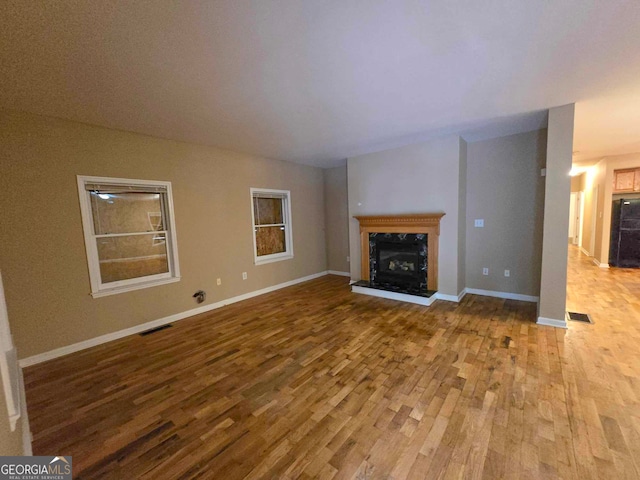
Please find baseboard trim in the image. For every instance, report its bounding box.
[19,270,330,368]
[327,270,351,277]
[465,288,539,303]
[351,285,436,306]
[351,286,537,305]
[592,258,610,268]
[536,316,568,329]
[579,247,591,257]
[434,290,466,303]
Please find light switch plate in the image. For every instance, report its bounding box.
[475,219,484,228]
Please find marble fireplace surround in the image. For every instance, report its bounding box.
[354,213,445,292]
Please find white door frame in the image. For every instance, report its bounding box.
[589,185,598,256]
[569,192,577,242]
[569,192,583,246]
[578,191,585,247]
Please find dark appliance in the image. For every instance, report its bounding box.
[609,198,640,268]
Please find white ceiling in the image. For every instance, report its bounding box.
[1,1,639,167]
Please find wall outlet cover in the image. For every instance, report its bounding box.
[482,268,489,275]
[504,270,510,277]
[242,272,248,280]
[474,219,484,228]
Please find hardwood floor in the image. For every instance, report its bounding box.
[24,254,640,479]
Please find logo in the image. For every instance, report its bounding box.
[0,456,72,480]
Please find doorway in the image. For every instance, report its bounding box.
[568,191,584,246]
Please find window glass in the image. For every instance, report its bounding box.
[255,226,286,256]
[251,189,292,264]
[97,233,169,283]
[78,176,180,297]
[253,197,283,225]
[90,192,164,235]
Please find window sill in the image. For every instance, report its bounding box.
[90,276,181,298]
[254,254,294,266]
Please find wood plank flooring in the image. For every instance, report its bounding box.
[24,251,640,479]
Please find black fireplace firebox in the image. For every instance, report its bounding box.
[369,233,428,295]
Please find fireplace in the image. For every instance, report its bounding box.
[352,214,444,305]
[370,233,427,294]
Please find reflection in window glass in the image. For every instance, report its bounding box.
[90,192,163,235]
[97,233,169,283]
[255,226,286,256]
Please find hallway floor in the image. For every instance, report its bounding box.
[561,245,640,478]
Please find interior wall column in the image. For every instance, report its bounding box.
[537,104,575,328]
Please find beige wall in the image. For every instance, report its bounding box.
[570,174,584,193]
[347,135,464,296]
[539,104,574,324]
[580,170,595,256]
[323,165,350,273]
[0,111,327,358]
[592,159,607,260]
[466,130,547,296]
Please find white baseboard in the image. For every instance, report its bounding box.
[579,247,591,256]
[592,258,610,268]
[465,288,539,303]
[536,316,568,329]
[435,290,466,303]
[351,285,437,306]
[327,270,350,277]
[19,270,330,368]
[351,285,537,306]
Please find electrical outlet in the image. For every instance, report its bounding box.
[474,219,484,228]
[216,278,221,286]
[482,267,489,276]
[242,272,247,280]
[346,256,350,262]
[504,270,510,277]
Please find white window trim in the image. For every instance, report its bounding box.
[77,175,181,298]
[250,188,294,265]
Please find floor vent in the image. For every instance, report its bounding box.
[139,324,173,336]
[566,312,593,324]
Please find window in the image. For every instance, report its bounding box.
[77,176,180,297]
[251,188,293,264]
